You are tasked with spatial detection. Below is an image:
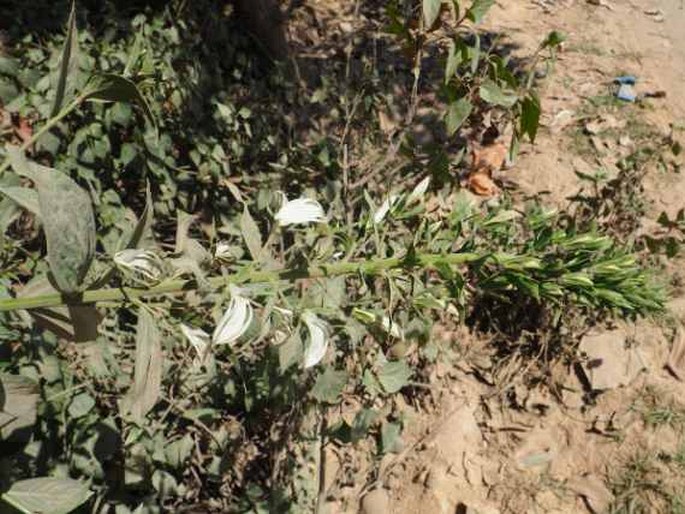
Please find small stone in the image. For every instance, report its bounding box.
[578,330,645,390]
[361,488,390,514]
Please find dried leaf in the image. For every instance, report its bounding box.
[120,309,163,422]
[666,328,685,380]
[471,142,507,172]
[468,169,499,197]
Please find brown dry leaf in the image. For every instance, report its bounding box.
[666,328,685,380]
[468,169,499,197]
[378,110,397,134]
[471,142,507,172]
[15,116,32,144]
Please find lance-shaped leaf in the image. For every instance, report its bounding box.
[2,477,92,514]
[0,186,40,216]
[28,162,96,294]
[466,0,495,23]
[120,309,163,422]
[51,0,79,117]
[82,73,156,130]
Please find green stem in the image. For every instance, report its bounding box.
[0,95,84,175]
[0,252,481,312]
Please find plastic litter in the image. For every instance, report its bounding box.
[616,84,636,102]
[614,75,637,85]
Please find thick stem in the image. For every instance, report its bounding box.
[0,252,481,312]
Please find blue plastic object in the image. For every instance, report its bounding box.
[614,75,637,85]
[616,84,637,102]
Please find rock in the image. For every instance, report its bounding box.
[361,488,390,514]
[578,330,645,390]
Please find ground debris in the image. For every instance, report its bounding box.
[665,328,685,380]
[566,474,614,514]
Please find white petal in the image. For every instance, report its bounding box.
[373,194,401,225]
[212,295,254,346]
[381,316,404,339]
[275,197,327,227]
[114,249,164,282]
[407,176,431,204]
[214,241,233,261]
[302,311,330,368]
[180,324,211,360]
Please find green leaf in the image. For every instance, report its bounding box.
[377,360,412,394]
[67,392,95,418]
[423,0,442,28]
[1,477,92,514]
[7,145,35,180]
[0,186,40,216]
[240,205,263,262]
[521,93,541,142]
[0,374,39,444]
[279,332,303,372]
[51,1,78,117]
[541,30,566,49]
[82,73,155,129]
[164,435,194,469]
[125,185,154,251]
[466,0,495,23]
[120,309,163,422]
[311,368,347,404]
[479,79,518,107]
[444,39,462,84]
[446,97,472,135]
[381,421,403,454]
[30,163,96,294]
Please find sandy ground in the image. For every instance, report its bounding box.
[347,1,685,513]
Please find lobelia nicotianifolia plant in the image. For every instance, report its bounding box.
[0,2,662,512]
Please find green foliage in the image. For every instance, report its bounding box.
[0,1,659,512]
[2,477,92,514]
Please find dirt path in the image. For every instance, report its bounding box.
[363,2,685,513]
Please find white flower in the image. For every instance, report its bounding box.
[302,311,330,368]
[213,293,255,346]
[380,316,404,340]
[373,194,401,225]
[180,324,211,363]
[214,241,234,261]
[180,291,255,359]
[114,249,164,283]
[274,196,327,227]
[407,176,431,204]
